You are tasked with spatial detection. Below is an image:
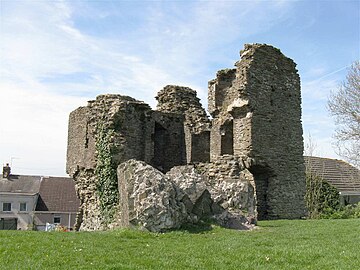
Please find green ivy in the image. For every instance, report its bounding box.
[305,172,340,219]
[95,123,119,225]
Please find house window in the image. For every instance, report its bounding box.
[2,202,12,212]
[19,202,27,212]
[53,216,61,224]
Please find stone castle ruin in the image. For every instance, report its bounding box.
[66,44,306,232]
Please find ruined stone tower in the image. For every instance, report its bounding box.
[66,44,306,231]
[156,85,211,164]
[208,44,305,219]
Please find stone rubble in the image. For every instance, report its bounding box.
[116,159,255,232]
[117,160,187,232]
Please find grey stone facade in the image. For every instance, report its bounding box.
[156,85,211,164]
[66,44,306,231]
[208,44,306,219]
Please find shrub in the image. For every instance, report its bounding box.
[305,173,340,218]
[320,202,360,219]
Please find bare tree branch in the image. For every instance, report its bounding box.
[328,61,360,168]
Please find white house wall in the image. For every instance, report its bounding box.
[0,193,38,230]
[34,212,77,230]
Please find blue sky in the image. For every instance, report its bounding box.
[0,0,359,176]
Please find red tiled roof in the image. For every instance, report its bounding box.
[35,177,80,212]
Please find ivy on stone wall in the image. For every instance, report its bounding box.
[95,123,119,224]
[305,172,340,219]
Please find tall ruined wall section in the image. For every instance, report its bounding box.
[208,44,306,219]
[67,94,154,230]
[156,85,211,163]
[67,94,189,230]
[67,94,153,175]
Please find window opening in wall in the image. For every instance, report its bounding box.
[53,216,61,224]
[85,137,89,148]
[85,124,89,148]
[191,131,210,163]
[153,122,168,171]
[220,120,234,155]
[19,202,27,212]
[2,203,12,212]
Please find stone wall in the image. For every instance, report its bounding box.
[208,44,306,219]
[156,85,211,133]
[67,94,154,230]
[196,155,256,215]
[151,111,186,172]
[156,85,211,163]
[67,90,208,230]
[66,43,306,231]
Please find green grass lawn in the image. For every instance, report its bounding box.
[1,219,359,269]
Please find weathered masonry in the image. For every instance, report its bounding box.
[208,44,305,219]
[66,86,210,175]
[66,44,306,231]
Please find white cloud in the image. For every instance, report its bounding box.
[0,0,347,175]
[0,1,184,175]
[301,73,344,161]
[305,67,328,78]
[0,81,87,176]
[302,78,339,101]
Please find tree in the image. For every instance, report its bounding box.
[328,61,360,168]
[304,132,317,157]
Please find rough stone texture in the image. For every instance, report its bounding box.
[156,85,211,163]
[166,166,208,205]
[208,44,306,219]
[66,43,306,231]
[67,94,190,229]
[156,85,211,133]
[73,169,104,231]
[151,111,186,172]
[67,94,153,176]
[67,94,155,230]
[117,160,187,232]
[116,159,255,231]
[167,161,256,225]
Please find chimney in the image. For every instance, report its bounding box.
[3,163,11,178]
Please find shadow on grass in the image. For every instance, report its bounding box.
[257,222,281,228]
[176,220,214,234]
[174,216,257,234]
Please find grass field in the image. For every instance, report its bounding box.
[1,219,359,269]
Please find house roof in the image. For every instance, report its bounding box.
[35,176,80,212]
[304,156,360,194]
[0,174,41,194]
